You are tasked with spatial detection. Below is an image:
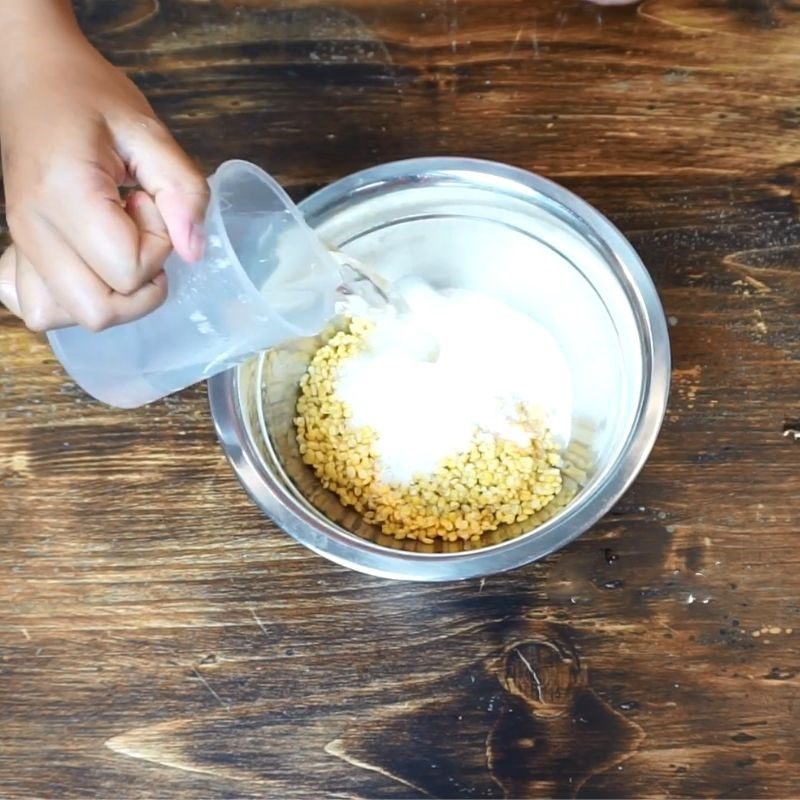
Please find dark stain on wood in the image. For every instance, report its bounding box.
[2,0,800,797]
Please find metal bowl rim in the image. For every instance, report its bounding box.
[209,156,671,581]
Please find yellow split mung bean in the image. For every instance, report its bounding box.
[294,318,564,543]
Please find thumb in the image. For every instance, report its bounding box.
[122,120,210,264]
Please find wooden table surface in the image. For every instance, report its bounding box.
[2,1,800,797]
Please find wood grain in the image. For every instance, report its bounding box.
[2,0,800,797]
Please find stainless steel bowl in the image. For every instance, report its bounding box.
[209,157,670,581]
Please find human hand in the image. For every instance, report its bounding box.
[0,7,208,332]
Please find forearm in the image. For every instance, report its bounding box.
[0,0,100,131]
[0,1,90,96]
[0,0,84,47]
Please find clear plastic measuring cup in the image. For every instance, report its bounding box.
[48,160,345,408]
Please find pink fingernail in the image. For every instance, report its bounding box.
[189,223,206,262]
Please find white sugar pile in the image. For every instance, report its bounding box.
[335,279,572,485]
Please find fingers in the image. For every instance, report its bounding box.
[15,249,74,332]
[54,160,170,296]
[4,212,168,332]
[0,244,72,332]
[4,154,172,333]
[126,189,173,273]
[3,236,167,333]
[118,119,209,263]
[15,215,167,332]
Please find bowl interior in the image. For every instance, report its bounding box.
[233,169,648,556]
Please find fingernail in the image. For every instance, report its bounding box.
[188,223,206,262]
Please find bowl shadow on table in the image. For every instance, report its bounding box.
[238,321,594,555]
